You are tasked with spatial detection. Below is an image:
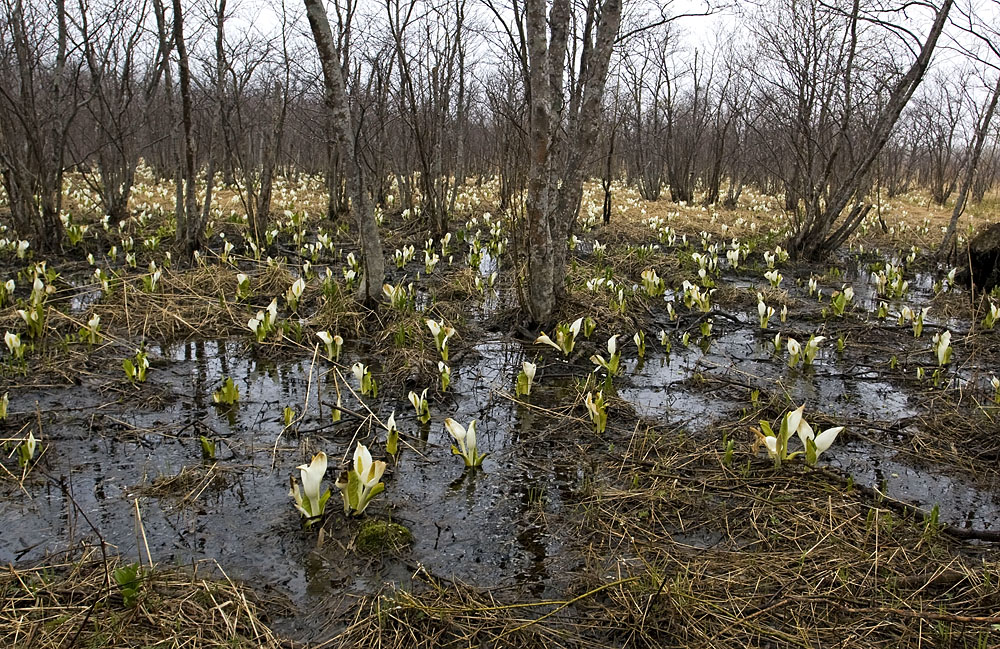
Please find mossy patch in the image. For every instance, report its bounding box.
[355,519,413,556]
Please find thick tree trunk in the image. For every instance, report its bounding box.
[524,0,556,324]
[961,222,1000,291]
[522,0,620,324]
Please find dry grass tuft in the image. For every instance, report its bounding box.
[1,545,284,649]
[321,419,1000,649]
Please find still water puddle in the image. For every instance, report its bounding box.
[0,338,580,641]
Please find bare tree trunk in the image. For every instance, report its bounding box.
[38,0,69,250]
[200,0,228,234]
[172,0,201,257]
[522,0,621,323]
[523,0,558,324]
[448,38,468,216]
[253,78,289,242]
[788,0,954,259]
[940,73,1000,256]
[602,120,616,224]
[0,0,71,252]
[547,0,621,303]
[304,0,385,302]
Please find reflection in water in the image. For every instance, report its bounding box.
[0,337,570,628]
[2,263,999,643]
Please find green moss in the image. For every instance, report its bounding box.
[355,519,413,556]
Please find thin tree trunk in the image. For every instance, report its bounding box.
[790,0,954,259]
[303,0,385,302]
[940,73,1000,257]
[172,0,201,257]
[200,0,228,233]
[38,0,68,252]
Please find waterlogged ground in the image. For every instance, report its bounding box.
[1,334,591,638]
[3,249,1000,642]
[2,182,1000,645]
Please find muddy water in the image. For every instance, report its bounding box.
[616,262,1000,531]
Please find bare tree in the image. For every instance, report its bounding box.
[171,0,203,256]
[220,7,296,245]
[75,0,169,225]
[663,47,711,204]
[0,0,78,251]
[753,0,954,260]
[385,0,469,237]
[701,41,744,206]
[940,0,1000,254]
[912,72,971,206]
[198,0,230,238]
[940,73,1000,255]
[303,0,385,302]
[620,30,670,201]
[520,0,622,323]
[482,56,525,212]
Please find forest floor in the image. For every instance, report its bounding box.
[1,175,999,648]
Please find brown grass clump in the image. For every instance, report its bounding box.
[135,463,239,505]
[570,432,1000,648]
[86,266,255,341]
[321,417,1000,649]
[0,545,284,648]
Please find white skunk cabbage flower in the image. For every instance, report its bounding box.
[787,337,801,366]
[445,418,486,467]
[336,443,387,515]
[516,361,536,396]
[797,420,844,466]
[933,330,952,366]
[289,452,331,522]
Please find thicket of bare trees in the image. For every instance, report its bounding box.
[1,0,999,318]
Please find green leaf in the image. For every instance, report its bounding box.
[347,470,361,512]
[199,436,215,460]
[516,372,528,396]
[358,483,385,514]
[113,563,140,590]
[779,414,791,438]
[806,438,817,466]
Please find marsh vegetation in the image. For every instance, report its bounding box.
[2,0,1000,646]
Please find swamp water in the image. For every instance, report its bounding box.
[3,274,999,640]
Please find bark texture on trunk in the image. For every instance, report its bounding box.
[172,0,202,258]
[304,0,385,302]
[522,0,621,324]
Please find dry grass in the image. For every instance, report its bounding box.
[319,418,1000,649]
[1,544,284,649]
[587,180,990,259]
[570,432,1000,648]
[135,463,240,505]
